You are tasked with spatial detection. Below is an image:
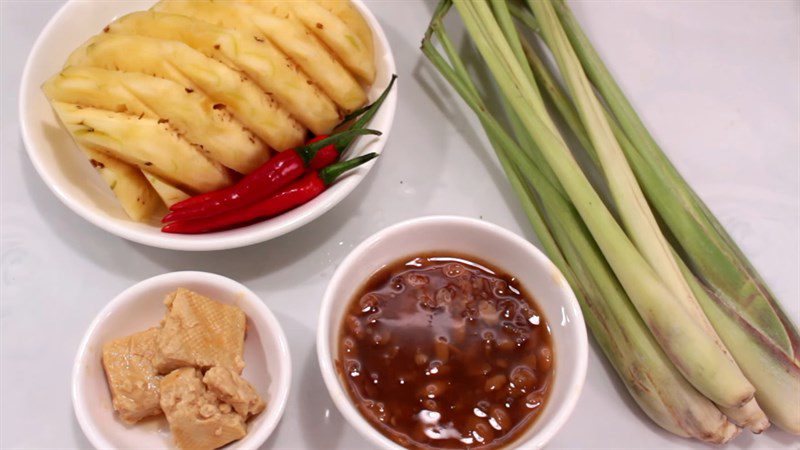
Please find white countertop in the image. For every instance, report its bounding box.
[2,1,798,448]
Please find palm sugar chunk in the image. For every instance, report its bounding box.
[101,327,162,423]
[203,367,265,418]
[155,288,246,374]
[159,367,246,450]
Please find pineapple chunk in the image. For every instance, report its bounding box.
[44,66,269,174]
[80,147,162,221]
[314,0,374,62]
[154,0,366,113]
[143,171,190,208]
[286,1,375,83]
[107,11,339,135]
[51,102,232,193]
[66,33,305,151]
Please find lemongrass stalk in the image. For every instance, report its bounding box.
[454,0,754,409]
[717,399,769,433]
[543,193,739,444]
[681,255,800,434]
[520,39,597,165]
[510,132,740,442]
[489,0,534,81]
[550,0,799,363]
[488,0,550,170]
[521,2,799,432]
[519,30,778,432]
[526,3,693,317]
[421,16,739,441]
[457,0,565,197]
[529,0,755,409]
[522,44,766,434]
[530,0,755,409]
[529,42,793,435]
[423,3,569,282]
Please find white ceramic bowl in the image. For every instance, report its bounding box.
[72,271,291,449]
[317,216,588,450]
[19,0,396,251]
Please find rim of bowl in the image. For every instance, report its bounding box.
[71,271,292,449]
[19,0,397,251]
[317,215,588,450]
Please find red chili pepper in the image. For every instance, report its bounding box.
[308,74,397,170]
[165,74,396,223]
[162,153,379,234]
[306,134,334,170]
[163,128,380,223]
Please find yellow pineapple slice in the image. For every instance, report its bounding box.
[143,171,190,208]
[67,33,305,151]
[44,66,269,174]
[81,147,163,221]
[51,102,233,193]
[107,11,339,135]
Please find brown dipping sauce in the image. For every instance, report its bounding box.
[337,254,553,449]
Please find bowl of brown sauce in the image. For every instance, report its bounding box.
[318,216,587,450]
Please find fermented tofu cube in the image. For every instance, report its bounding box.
[203,367,265,418]
[155,288,246,374]
[101,327,162,423]
[160,367,246,450]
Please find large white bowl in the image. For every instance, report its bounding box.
[72,271,292,449]
[317,216,588,450]
[19,0,396,251]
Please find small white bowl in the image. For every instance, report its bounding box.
[19,0,396,251]
[72,271,291,449]
[317,216,588,450]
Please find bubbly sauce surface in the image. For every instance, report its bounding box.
[337,254,553,449]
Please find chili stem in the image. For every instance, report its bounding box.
[319,153,378,185]
[336,75,397,150]
[297,128,381,163]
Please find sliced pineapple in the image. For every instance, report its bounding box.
[106,11,339,135]
[51,102,233,193]
[244,1,367,112]
[154,0,366,113]
[66,33,305,151]
[314,0,374,61]
[43,0,379,222]
[285,1,375,83]
[80,147,163,221]
[143,171,191,208]
[43,66,269,174]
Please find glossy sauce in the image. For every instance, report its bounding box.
[337,254,553,449]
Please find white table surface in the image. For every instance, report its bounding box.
[2,1,798,448]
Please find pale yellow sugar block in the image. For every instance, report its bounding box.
[155,288,246,374]
[101,327,163,423]
[160,367,246,450]
[203,366,265,418]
